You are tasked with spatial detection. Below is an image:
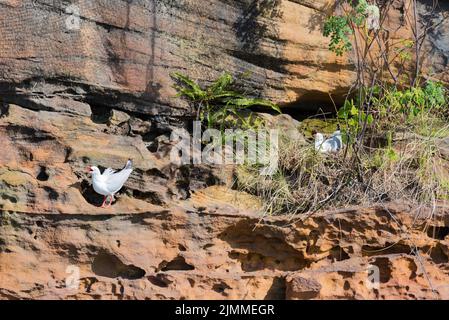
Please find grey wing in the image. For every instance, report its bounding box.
[330,132,343,150]
[326,137,339,152]
[105,168,132,194]
[103,168,116,177]
[333,136,342,150]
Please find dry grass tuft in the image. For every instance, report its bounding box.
[235,119,449,217]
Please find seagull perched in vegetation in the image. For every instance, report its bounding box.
[314,130,343,153]
[86,160,133,207]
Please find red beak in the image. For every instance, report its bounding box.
[86,166,93,173]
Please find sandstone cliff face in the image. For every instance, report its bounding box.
[0,0,353,110]
[1,0,449,300]
[1,103,449,300]
[1,0,447,113]
[2,188,449,300]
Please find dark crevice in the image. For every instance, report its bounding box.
[143,132,172,154]
[36,166,49,181]
[7,125,55,143]
[430,244,449,264]
[146,168,168,180]
[132,189,165,206]
[43,186,59,201]
[0,95,55,112]
[212,282,232,296]
[146,140,159,153]
[64,147,73,163]
[0,102,9,117]
[329,246,350,261]
[427,226,449,240]
[370,257,392,283]
[90,103,113,124]
[160,256,194,271]
[147,274,172,288]
[175,181,191,200]
[1,193,18,203]
[92,251,146,280]
[264,277,286,300]
[229,50,288,74]
[362,243,412,257]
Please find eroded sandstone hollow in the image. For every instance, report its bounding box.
[1,0,449,300]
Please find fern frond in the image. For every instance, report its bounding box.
[208,72,233,95]
[171,72,206,99]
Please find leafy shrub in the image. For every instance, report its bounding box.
[237,0,449,217]
[335,81,447,143]
[337,99,373,143]
[323,16,353,56]
[423,81,446,110]
[323,0,369,56]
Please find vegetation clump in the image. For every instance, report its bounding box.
[173,1,449,219]
[235,0,449,217]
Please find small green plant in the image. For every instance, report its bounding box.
[385,131,398,161]
[335,80,447,143]
[337,99,373,143]
[368,81,447,119]
[171,72,281,131]
[423,80,446,110]
[323,15,353,56]
[323,0,369,56]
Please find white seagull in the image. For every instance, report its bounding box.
[314,130,343,153]
[87,159,133,207]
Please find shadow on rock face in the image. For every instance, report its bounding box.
[80,180,107,207]
[90,104,112,124]
[0,102,9,117]
[234,0,283,52]
[264,276,286,300]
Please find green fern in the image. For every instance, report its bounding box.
[171,72,281,130]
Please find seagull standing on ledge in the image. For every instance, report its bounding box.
[87,159,133,208]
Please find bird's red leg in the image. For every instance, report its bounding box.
[100,196,107,208]
[106,195,113,208]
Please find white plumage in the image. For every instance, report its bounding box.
[87,160,133,207]
[315,130,343,153]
